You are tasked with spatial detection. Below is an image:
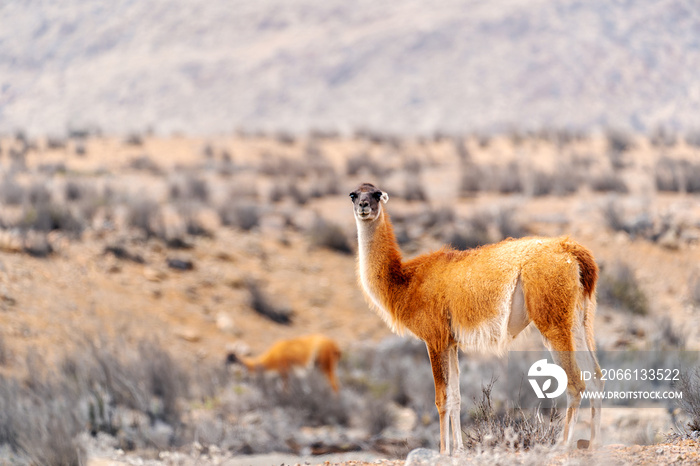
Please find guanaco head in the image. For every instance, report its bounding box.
[225,352,241,365]
[349,183,388,222]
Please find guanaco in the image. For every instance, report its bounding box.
[349,183,603,455]
[226,334,342,393]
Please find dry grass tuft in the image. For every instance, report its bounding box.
[465,378,563,450]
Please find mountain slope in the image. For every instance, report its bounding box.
[1,0,699,136]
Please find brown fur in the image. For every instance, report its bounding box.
[350,183,603,454]
[226,334,341,393]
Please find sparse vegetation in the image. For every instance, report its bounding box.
[0,338,192,464]
[0,130,697,463]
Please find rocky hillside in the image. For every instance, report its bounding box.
[2,0,700,136]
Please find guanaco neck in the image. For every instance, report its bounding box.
[356,209,409,322]
[238,356,263,372]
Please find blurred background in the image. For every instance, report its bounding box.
[0,1,699,465]
[2,0,700,137]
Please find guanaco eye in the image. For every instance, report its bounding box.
[349,192,357,201]
[372,192,383,201]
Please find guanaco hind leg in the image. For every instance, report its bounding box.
[447,345,464,452]
[543,329,604,448]
[573,321,604,448]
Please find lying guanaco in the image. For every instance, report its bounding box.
[226,334,342,392]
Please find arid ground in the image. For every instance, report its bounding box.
[0,130,698,464]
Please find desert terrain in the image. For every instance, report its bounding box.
[0,130,698,464]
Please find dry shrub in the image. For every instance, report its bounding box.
[257,371,350,427]
[309,217,353,254]
[169,175,210,203]
[685,131,700,148]
[655,157,700,193]
[37,162,68,175]
[445,225,490,251]
[402,173,428,202]
[601,200,654,239]
[689,272,700,306]
[495,208,528,240]
[655,157,683,192]
[494,162,524,194]
[458,162,485,197]
[364,397,395,436]
[127,154,162,175]
[259,154,306,177]
[21,203,85,237]
[0,338,192,464]
[346,152,391,178]
[465,378,562,450]
[650,317,686,350]
[676,367,700,433]
[127,198,160,236]
[598,262,649,315]
[246,280,293,325]
[530,170,555,197]
[219,202,261,231]
[606,129,634,153]
[589,172,628,193]
[103,245,145,264]
[551,162,582,196]
[273,131,296,146]
[457,215,491,248]
[46,136,67,150]
[453,137,471,162]
[650,126,677,148]
[124,133,144,146]
[0,178,25,205]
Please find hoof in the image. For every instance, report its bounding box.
[576,439,590,450]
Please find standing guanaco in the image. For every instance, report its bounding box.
[349,183,603,455]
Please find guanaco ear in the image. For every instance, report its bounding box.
[380,192,389,204]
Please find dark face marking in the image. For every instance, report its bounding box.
[349,183,387,221]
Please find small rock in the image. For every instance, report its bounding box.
[658,228,680,250]
[215,312,235,333]
[144,267,166,282]
[176,328,200,342]
[576,439,590,449]
[167,258,194,270]
[405,448,441,466]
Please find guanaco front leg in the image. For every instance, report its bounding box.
[427,345,450,454]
